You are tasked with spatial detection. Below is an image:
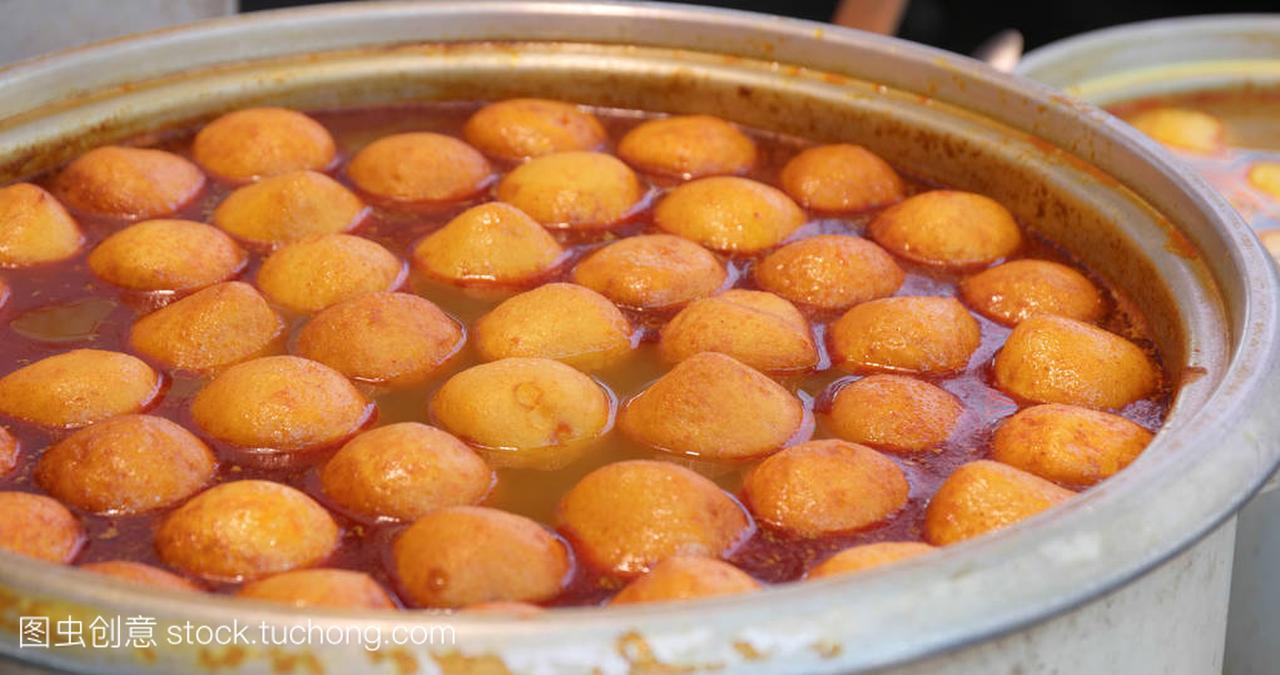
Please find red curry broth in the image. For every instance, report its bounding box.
[0,102,1171,606]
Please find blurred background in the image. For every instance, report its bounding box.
[1,0,1278,66]
[243,0,1280,55]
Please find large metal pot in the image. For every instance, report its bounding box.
[1018,19,1280,674]
[0,3,1277,674]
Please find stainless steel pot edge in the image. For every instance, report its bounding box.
[0,3,1276,673]
[1018,13,1280,94]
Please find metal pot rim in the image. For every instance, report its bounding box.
[1,3,1278,672]
[1018,13,1280,95]
[1019,13,1280,66]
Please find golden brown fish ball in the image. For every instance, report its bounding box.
[430,357,611,453]
[959,259,1105,327]
[0,492,83,563]
[129,281,284,372]
[193,107,336,182]
[393,506,570,608]
[1129,107,1224,154]
[780,144,905,213]
[348,132,492,205]
[743,440,908,537]
[190,355,371,452]
[620,352,804,460]
[0,183,83,267]
[1249,162,1280,200]
[829,296,981,375]
[807,542,935,579]
[0,349,161,429]
[496,151,644,229]
[829,375,963,453]
[295,292,463,387]
[753,235,903,311]
[0,427,14,475]
[869,190,1022,268]
[237,569,395,609]
[557,460,751,576]
[52,146,205,221]
[89,219,246,293]
[993,315,1159,410]
[412,202,564,287]
[464,98,607,160]
[256,233,405,314]
[156,480,340,582]
[212,170,366,247]
[474,283,633,370]
[81,561,201,592]
[659,289,818,373]
[35,415,216,515]
[610,556,760,605]
[571,234,726,310]
[654,176,805,253]
[990,404,1153,488]
[617,115,757,179]
[320,423,493,522]
[924,460,1074,546]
